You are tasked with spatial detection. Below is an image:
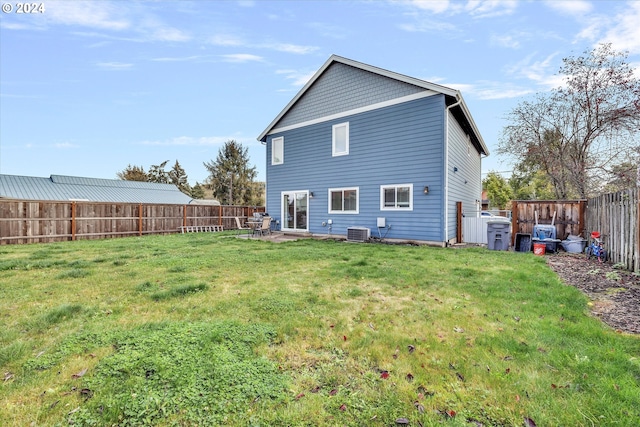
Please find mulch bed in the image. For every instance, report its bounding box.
[545,252,640,335]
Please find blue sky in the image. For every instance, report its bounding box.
[1,0,639,185]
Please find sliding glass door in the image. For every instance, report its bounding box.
[282,191,308,231]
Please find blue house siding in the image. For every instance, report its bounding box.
[446,110,483,241]
[277,62,425,129]
[266,95,447,242]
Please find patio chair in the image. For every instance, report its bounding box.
[256,216,272,237]
[235,217,252,236]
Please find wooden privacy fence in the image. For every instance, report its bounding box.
[511,200,586,239]
[585,188,638,272]
[510,190,638,272]
[0,200,265,245]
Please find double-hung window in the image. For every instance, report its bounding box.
[380,184,413,210]
[329,187,359,214]
[332,122,349,156]
[272,136,283,165]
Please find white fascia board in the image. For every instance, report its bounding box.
[455,93,489,156]
[266,91,437,137]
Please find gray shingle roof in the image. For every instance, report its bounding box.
[0,174,195,204]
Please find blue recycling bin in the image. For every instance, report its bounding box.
[532,225,561,253]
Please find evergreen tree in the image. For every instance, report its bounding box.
[203,140,257,205]
[116,165,148,181]
[190,182,206,199]
[169,160,191,195]
[148,160,170,184]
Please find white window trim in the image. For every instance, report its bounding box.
[328,186,359,214]
[332,122,349,157]
[272,136,283,165]
[380,184,413,211]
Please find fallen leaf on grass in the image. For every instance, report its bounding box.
[407,345,415,353]
[453,326,464,333]
[380,371,390,379]
[80,388,93,399]
[413,401,425,413]
[339,404,347,411]
[406,373,414,382]
[3,372,14,382]
[395,418,410,424]
[72,368,87,379]
[524,417,537,427]
[295,393,305,400]
[329,388,338,396]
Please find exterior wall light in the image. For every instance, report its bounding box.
[423,186,429,194]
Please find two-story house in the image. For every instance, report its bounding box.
[258,55,488,245]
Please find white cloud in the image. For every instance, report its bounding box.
[543,0,592,15]
[150,27,191,42]
[46,0,130,30]
[398,20,458,33]
[598,2,640,54]
[504,53,562,89]
[401,0,452,14]
[264,43,318,55]
[152,56,202,62]
[276,69,316,87]
[210,34,245,46]
[221,54,264,63]
[97,62,134,70]
[490,33,521,49]
[210,35,318,54]
[395,0,517,17]
[465,0,518,18]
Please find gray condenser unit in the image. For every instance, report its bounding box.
[347,227,370,242]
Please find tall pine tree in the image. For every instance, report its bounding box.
[204,140,257,205]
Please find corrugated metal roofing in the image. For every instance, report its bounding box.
[0,174,195,204]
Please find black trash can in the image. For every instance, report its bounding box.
[487,219,511,251]
[514,233,532,252]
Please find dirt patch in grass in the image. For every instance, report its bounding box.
[546,252,640,335]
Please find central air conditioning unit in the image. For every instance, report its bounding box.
[347,227,370,242]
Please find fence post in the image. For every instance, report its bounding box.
[511,201,518,246]
[183,205,187,227]
[138,204,143,236]
[71,201,76,241]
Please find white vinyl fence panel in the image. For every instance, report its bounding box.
[463,216,491,244]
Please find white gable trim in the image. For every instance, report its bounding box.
[266,90,437,137]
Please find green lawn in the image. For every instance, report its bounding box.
[1,233,639,426]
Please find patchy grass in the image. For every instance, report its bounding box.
[0,233,639,426]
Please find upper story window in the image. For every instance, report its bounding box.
[332,122,349,157]
[329,187,359,214]
[272,136,283,165]
[380,184,413,210]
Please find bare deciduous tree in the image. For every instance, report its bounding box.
[499,43,640,198]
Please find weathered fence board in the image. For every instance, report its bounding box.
[585,188,638,272]
[0,200,264,244]
[511,200,586,239]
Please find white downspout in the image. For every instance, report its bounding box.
[444,96,462,244]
